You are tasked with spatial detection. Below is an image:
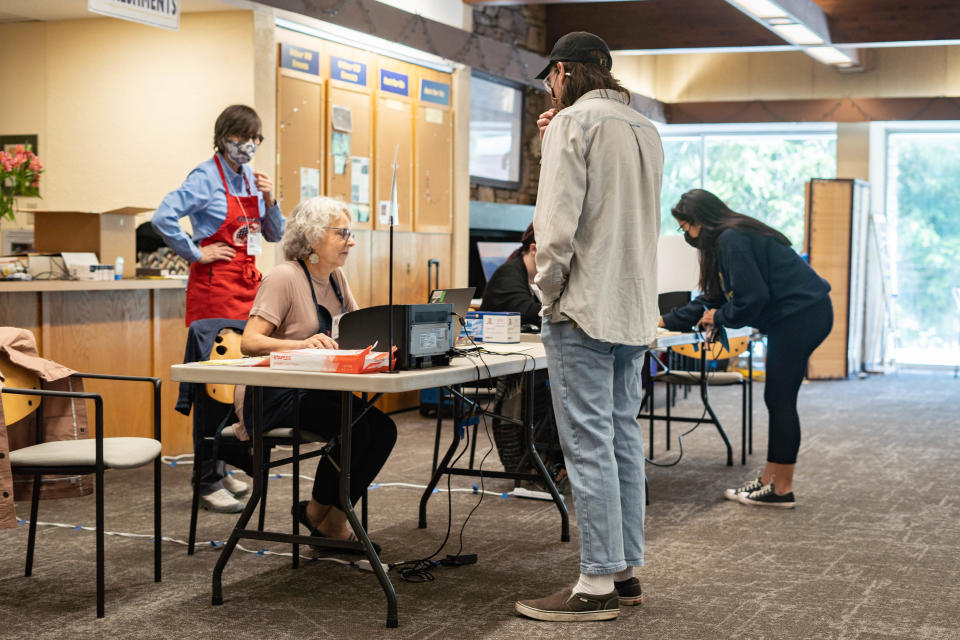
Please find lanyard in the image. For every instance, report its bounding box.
[297,259,345,335]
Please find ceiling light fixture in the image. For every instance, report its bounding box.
[724,0,862,70]
[770,23,824,46]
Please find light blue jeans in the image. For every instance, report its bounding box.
[541,319,647,575]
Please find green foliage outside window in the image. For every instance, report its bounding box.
[660,133,836,248]
[888,132,960,360]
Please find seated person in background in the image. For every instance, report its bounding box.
[480,223,542,327]
[241,196,397,547]
[480,224,566,491]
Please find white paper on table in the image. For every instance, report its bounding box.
[480,343,535,354]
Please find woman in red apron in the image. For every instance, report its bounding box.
[184,154,264,325]
[153,105,285,512]
[152,104,286,326]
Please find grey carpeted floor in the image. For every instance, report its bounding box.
[1,371,958,639]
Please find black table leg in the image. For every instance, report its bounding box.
[213,386,265,605]
[337,391,398,628]
[700,347,733,466]
[419,388,462,528]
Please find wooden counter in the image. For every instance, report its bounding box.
[0,278,191,454]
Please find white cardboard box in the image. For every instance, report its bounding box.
[481,312,520,343]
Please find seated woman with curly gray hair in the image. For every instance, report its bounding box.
[241,196,396,551]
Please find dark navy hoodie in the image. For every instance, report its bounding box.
[661,228,831,333]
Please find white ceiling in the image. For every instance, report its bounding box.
[0,0,244,23]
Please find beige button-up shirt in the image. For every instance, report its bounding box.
[534,89,663,346]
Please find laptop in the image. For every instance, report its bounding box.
[428,287,476,321]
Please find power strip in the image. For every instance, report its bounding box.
[512,486,563,502]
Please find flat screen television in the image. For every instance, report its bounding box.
[469,72,524,189]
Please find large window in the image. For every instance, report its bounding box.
[659,124,837,247]
[886,128,960,366]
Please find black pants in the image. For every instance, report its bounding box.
[245,387,397,509]
[763,296,833,464]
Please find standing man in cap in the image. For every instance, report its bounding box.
[514,31,663,622]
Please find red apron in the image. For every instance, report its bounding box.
[185,156,263,326]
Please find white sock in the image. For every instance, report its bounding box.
[613,567,635,583]
[574,573,614,595]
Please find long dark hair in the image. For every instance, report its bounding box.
[507,223,536,260]
[556,51,630,109]
[672,189,791,299]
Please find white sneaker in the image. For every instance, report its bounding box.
[221,473,249,498]
[200,488,244,513]
[723,477,765,501]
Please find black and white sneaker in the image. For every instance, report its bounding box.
[738,484,796,508]
[723,477,765,501]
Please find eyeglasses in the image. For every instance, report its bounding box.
[542,66,571,93]
[230,133,264,145]
[325,226,355,240]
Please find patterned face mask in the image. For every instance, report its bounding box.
[223,138,258,165]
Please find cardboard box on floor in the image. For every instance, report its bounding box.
[32,207,153,279]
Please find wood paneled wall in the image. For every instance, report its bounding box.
[0,287,191,454]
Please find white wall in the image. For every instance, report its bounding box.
[0,11,289,266]
[375,0,472,31]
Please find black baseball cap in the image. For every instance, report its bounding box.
[535,31,612,79]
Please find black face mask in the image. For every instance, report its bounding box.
[683,230,700,248]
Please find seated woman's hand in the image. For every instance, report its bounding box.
[300,333,338,350]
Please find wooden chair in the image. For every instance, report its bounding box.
[641,334,754,466]
[1,356,162,618]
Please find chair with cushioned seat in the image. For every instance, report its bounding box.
[186,326,330,555]
[1,355,162,619]
[640,334,753,466]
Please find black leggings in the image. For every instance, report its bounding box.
[763,297,833,464]
[245,387,397,509]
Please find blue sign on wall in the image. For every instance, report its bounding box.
[420,79,450,106]
[330,56,367,86]
[380,69,409,97]
[280,43,320,76]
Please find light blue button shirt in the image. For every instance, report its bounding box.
[152,153,285,262]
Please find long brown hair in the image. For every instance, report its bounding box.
[555,51,630,109]
[672,189,791,299]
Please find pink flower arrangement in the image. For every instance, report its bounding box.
[1,144,44,221]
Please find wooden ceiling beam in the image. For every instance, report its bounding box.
[545,0,783,51]
[543,0,960,51]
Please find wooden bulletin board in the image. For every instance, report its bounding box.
[374,59,414,232]
[276,64,324,216]
[326,43,374,230]
[414,67,453,233]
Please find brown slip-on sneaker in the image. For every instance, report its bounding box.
[614,577,643,606]
[515,587,619,621]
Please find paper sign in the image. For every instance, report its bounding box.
[331,105,352,132]
[280,43,319,76]
[330,56,367,86]
[380,69,409,96]
[349,203,371,224]
[378,201,392,225]
[420,79,450,106]
[384,99,404,111]
[350,157,370,204]
[425,107,444,124]
[332,132,351,175]
[88,0,179,31]
[300,167,320,200]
